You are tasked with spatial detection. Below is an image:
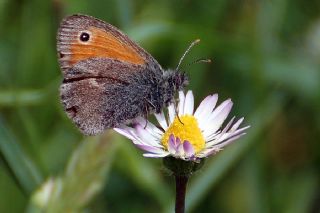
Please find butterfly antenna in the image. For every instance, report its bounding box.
[173,99,184,125]
[176,39,201,70]
[187,58,212,67]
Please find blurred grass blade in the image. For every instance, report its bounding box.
[28,131,119,212]
[128,21,172,42]
[0,90,47,107]
[283,171,318,213]
[0,117,43,194]
[115,0,133,28]
[165,93,284,212]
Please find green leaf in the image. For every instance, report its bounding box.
[0,90,47,107]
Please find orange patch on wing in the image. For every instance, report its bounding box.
[69,27,145,65]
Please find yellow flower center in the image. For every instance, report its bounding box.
[161,115,205,153]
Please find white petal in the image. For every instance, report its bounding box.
[206,132,233,147]
[121,132,152,147]
[143,152,170,158]
[131,139,144,145]
[202,99,232,127]
[135,124,162,148]
[178,91,185,115]
[209,99,233,121]
[184,90,194,115]
[194,94,218,125]
[230,117,244,132]
[229,125,250,137]
[145,122,164,137]
[168,103,176,124]
[204,117,234,143]
[134,117,163,138]
[217,116,235,135]
[202,99,233,137]
[198,147,221,157]
[205,122,249,145]
[206,126,248,148]
[205,131,221,142]
[215,133,247,149]
[113,127,135,141]
[155,111,168,130]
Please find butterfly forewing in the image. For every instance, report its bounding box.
[57,14,157,73]
[57,14,165,135]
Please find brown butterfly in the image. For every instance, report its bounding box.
[57,14,191,135]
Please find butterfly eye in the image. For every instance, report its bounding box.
[80,32,90,42]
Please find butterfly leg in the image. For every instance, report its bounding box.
[143,102,150,129]
[173,97,184,125]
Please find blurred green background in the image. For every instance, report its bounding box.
[1,0,320,212]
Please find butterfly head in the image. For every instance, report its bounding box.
[162,69,188,95]
[173,70,189,91]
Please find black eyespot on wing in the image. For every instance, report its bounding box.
[66,106,78,118]
[59,52,65,58]
[80,32,90,42]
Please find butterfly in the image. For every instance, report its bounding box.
[57,14,194,135]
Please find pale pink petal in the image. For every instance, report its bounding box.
[135,144,164,153]
[168,134,177,154]
[183,141,195,158]
[176,139,184,156]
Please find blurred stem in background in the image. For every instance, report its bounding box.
[27,131,119,213]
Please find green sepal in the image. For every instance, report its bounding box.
[163,156,205,177]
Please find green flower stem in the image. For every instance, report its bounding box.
[163,157,205,213]
[175,175,189,213]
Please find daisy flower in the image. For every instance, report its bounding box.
[114,90,249,161]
